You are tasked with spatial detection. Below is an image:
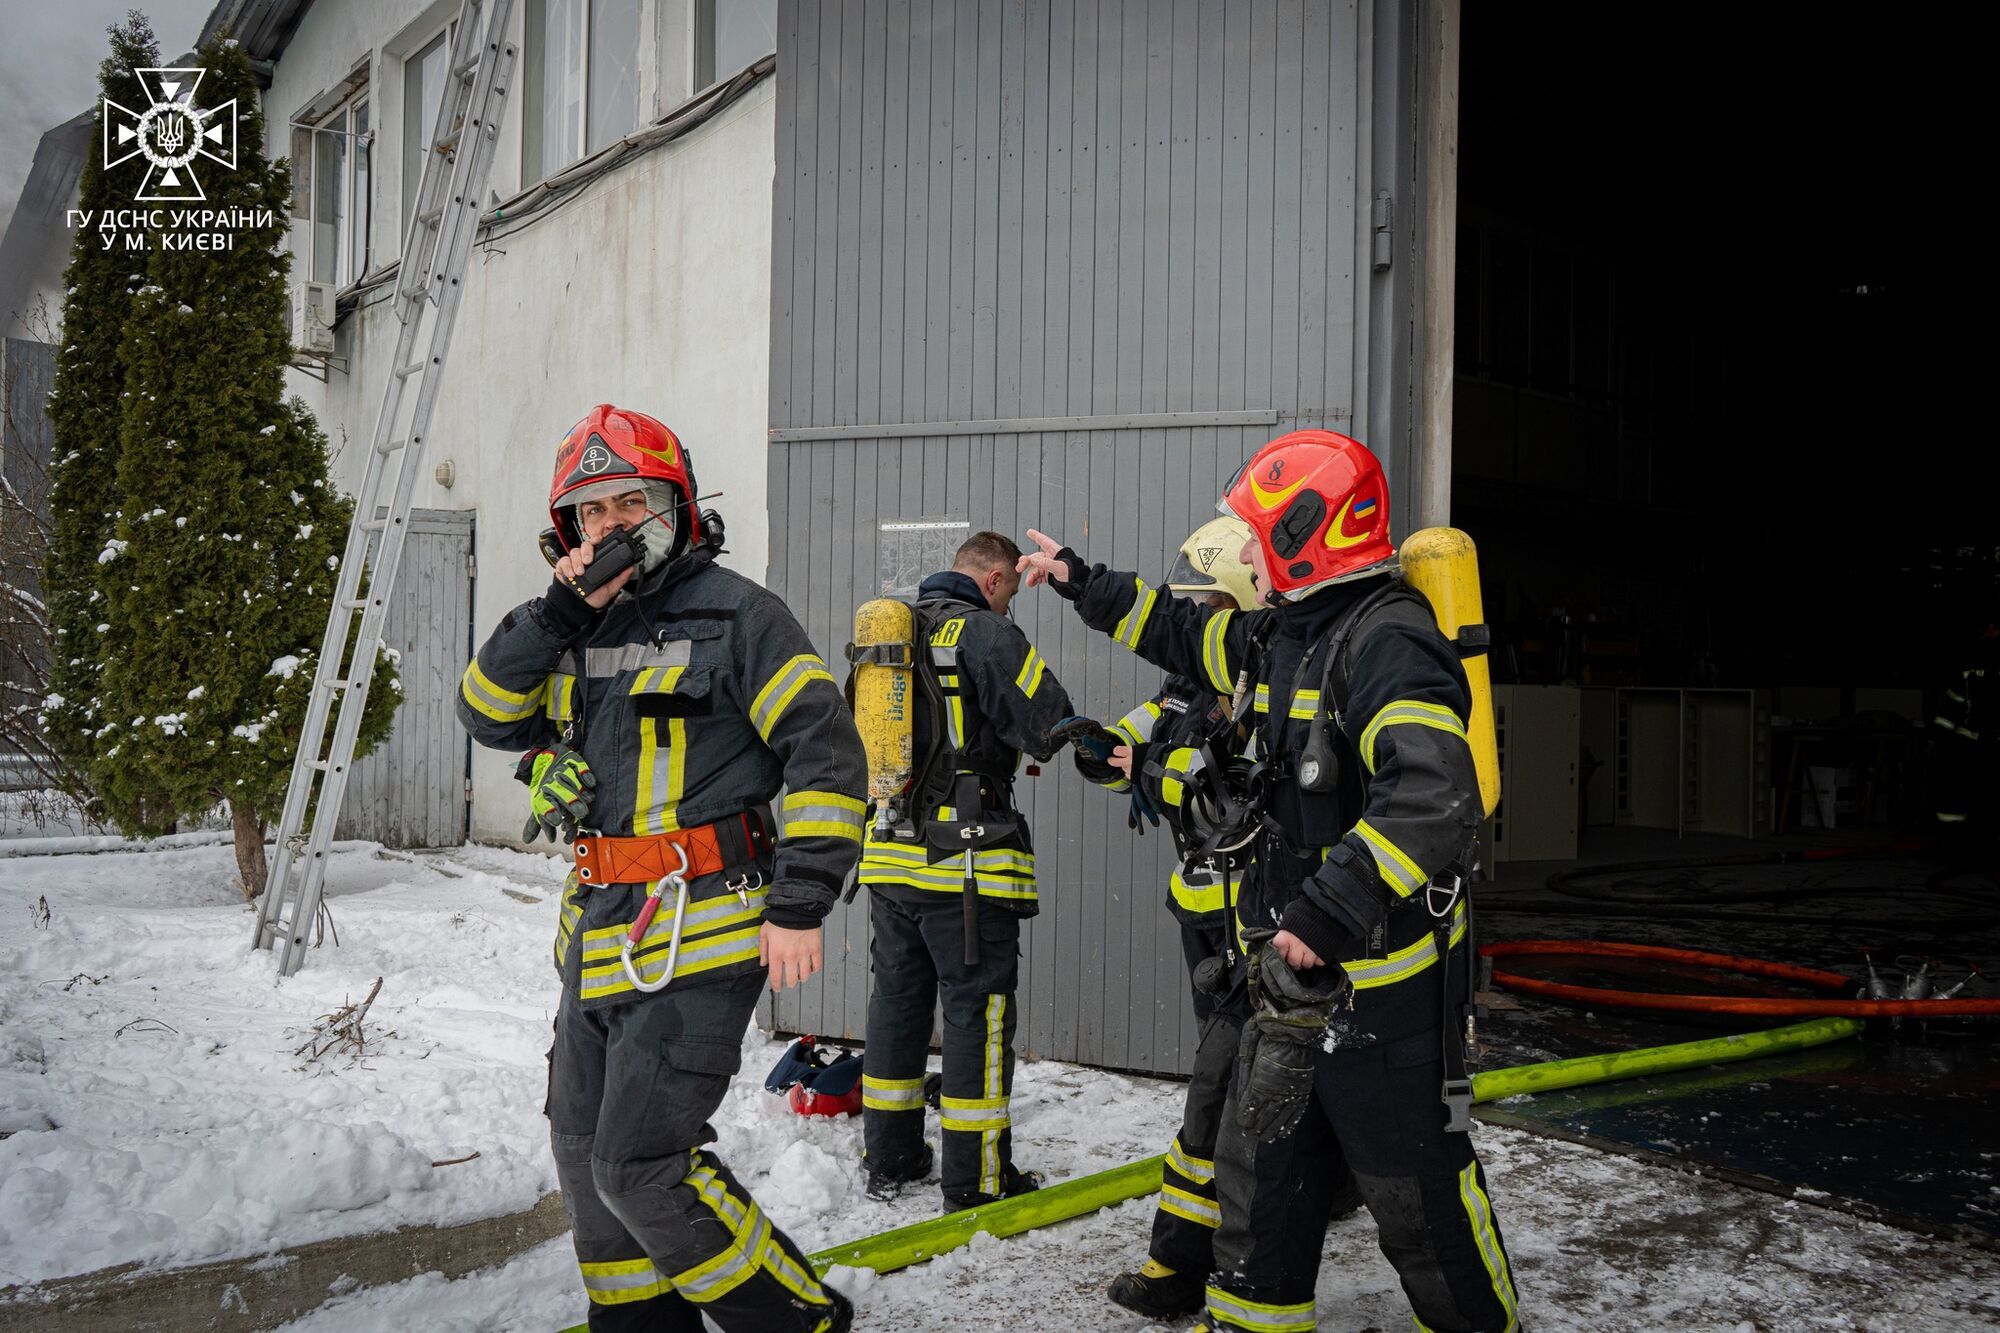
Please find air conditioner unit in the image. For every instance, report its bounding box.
[289,280,336,359]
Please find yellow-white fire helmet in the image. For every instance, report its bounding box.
[1165,515,1260,609]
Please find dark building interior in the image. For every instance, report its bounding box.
[1456,7,1979,692]
[1454,8,1998,1242]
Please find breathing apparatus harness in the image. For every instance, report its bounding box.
[1156,579,1481,1132]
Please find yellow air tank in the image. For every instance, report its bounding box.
[849,597,918,833]
[1399,528,1500,818]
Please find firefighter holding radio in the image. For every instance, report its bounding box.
[457,404,864,1333]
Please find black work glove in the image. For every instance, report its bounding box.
[1128,783,1162,834]
[1052,716,1124,785]
[1234,928,1351,1142]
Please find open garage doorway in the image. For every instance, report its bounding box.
[1453,6,1982,858]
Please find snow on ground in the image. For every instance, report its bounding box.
[6,818,2000,1330]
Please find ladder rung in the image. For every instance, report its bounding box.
[308,759,329,772]
[417,202,446,229]
[395,359,431,379]
[433,126,463,153]
[361,516,390,530]
[455,51,482,79]
[341,600,367,612]
[378,437,412,455]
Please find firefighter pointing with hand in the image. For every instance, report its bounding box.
[1020,430,1520,1333]
[458,404,863,1333]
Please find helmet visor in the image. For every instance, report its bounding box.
[1164,548,1215,593]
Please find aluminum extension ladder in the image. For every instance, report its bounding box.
[253,0,516,975]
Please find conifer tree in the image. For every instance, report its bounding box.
[42,12,161,808]
[96,36,398,896]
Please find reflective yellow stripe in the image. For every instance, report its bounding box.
[1014,646,1047,698]
[1458,1161,1520,1332]
[577,922,764,1000]
[460,660,543,722]
[1164,1136,1214,1184]
[1170,866,1227,915]
[1160,1183,1221,1229]
[1251,683,1320,720]
[981,992,1008,1193]
[631,667,689,835]
[1160,747,1198,808]
[938,1093,1011,1132]
[1114,578,1158,650]
[1201,610,1236,694]
[782,789,867,843]
[750,654,836,741]
[554,878,583,970]
[1359,699,1468,773]
[1203,1284,1316,1333]
[862,1073,926,1111]
[1355,819,1427,897]
[1345,900,1467,990]
[578,1256,673,1305]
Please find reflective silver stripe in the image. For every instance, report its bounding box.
[931,645,959,667]
[1165,1137,1214,1184]
[1160,1183,1221,1227]
[583,889,769,962]
[585,639,693,677]
[938,1099,1011,1127]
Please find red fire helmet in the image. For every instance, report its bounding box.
[1222,429,1395,599]
[547,404,699,554]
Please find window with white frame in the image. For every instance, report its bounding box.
[296,91,371,289]
[694,0,775,91]
[523,0,640,183]
[402,27,453,234]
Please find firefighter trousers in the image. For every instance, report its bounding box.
[1150,920,1239,1271]
[1206,1029,1521,1333]
[548,970,840,1332]
[862,888,1022,1201]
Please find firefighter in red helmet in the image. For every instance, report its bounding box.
[1020,430,1520,1333]
[459,405,865,1332]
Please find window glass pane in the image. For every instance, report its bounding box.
[313,125,344,285]
[403,31,448,233]
[586,0,639,151]
[709,0,775,85]
[526,0,584,181]
[351,100,371,278]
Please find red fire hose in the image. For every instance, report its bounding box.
[1482,940,2000,1018]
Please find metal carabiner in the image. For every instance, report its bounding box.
[621,843,692,994]
[1424,867,1464,921]
[724,868,765,907]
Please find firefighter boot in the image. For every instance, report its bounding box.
[942,1163,1043,1212]
[1109,1259,1206,1320]
[865,1142,935,1202]
[817,1283,855,1333]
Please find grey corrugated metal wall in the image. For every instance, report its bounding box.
[340,509,474,848]
[766,0,1422,1074]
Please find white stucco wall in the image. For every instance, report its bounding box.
[264,0,775,844]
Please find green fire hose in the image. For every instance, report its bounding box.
[556,1015,1859,1328]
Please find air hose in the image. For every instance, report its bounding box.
[554,1013,1860,1326]
[1483,939,2000,1018]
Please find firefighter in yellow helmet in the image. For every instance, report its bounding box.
[1071,516,1356,1319]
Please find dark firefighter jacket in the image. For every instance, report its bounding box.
[1071,565,1480,1042]
[859,571,1077,916]
[1085,671,1241,932]
[457,548,867,1005]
